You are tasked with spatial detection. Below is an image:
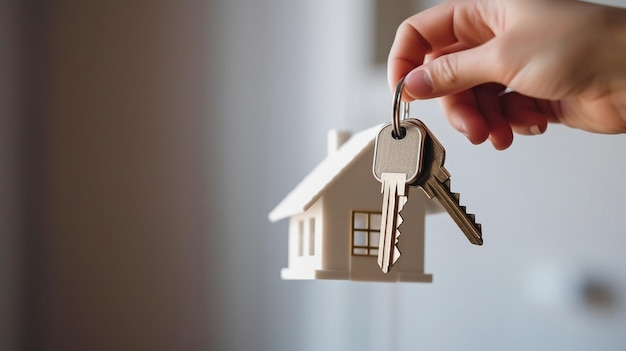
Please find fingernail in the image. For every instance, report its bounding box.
[530,125,543,135]
[405,70,433,97]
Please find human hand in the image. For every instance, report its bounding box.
[388,0,626,150]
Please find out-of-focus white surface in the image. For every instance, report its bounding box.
[208,0,626,350]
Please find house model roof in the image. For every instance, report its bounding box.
[268,124,384,222]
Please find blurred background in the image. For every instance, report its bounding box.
[2,0,626,350]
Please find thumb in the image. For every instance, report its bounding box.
[403,44,500,99]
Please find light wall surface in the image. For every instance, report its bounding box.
[210,0,626,350]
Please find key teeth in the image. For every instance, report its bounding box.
[443,178,451,189]
[466,211,482,234]
[394,217,402,264]
[393,230,401,264]
[399,196,408,211]
[392,245,401,264]
[452,192,460,203]
[396,196,407,232]
[442,178,483,236]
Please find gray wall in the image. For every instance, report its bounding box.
[4,2,213,350]
[1,1,23,350]
[2,0,626,350]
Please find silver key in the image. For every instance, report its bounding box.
[406,119,483,245]
[373,122,425,273]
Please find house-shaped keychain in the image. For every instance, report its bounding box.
[269,125,443,282]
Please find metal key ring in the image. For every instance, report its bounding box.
[392,75,410,138]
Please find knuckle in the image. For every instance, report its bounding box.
[432,55,460,88]
[396,19,432,53]
[490,43,513,83]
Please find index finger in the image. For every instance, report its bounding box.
[387,0,495,92]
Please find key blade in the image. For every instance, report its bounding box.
[378,180,397,272]
[408,118,484,246]
[428,177,483,245]
[378,173,407,273]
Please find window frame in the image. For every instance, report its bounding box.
[350,210,382,256]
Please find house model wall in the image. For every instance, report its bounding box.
[269,125,443,282]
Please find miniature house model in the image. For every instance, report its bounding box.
[269,125,443,282]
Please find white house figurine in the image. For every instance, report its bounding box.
[269,125,443,282]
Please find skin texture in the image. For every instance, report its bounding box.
[388,0,626,150]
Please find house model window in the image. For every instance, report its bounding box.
[297,218,316,257]
[351,211,381,256]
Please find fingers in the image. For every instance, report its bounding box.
[473,84,514,150]
[388,0,500,94]
[500,92,549,135]
[439,90,490,145]
[387,1,459,91]
[441,84,512,150]
[441,87,551,150]
[403,44,500,100]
